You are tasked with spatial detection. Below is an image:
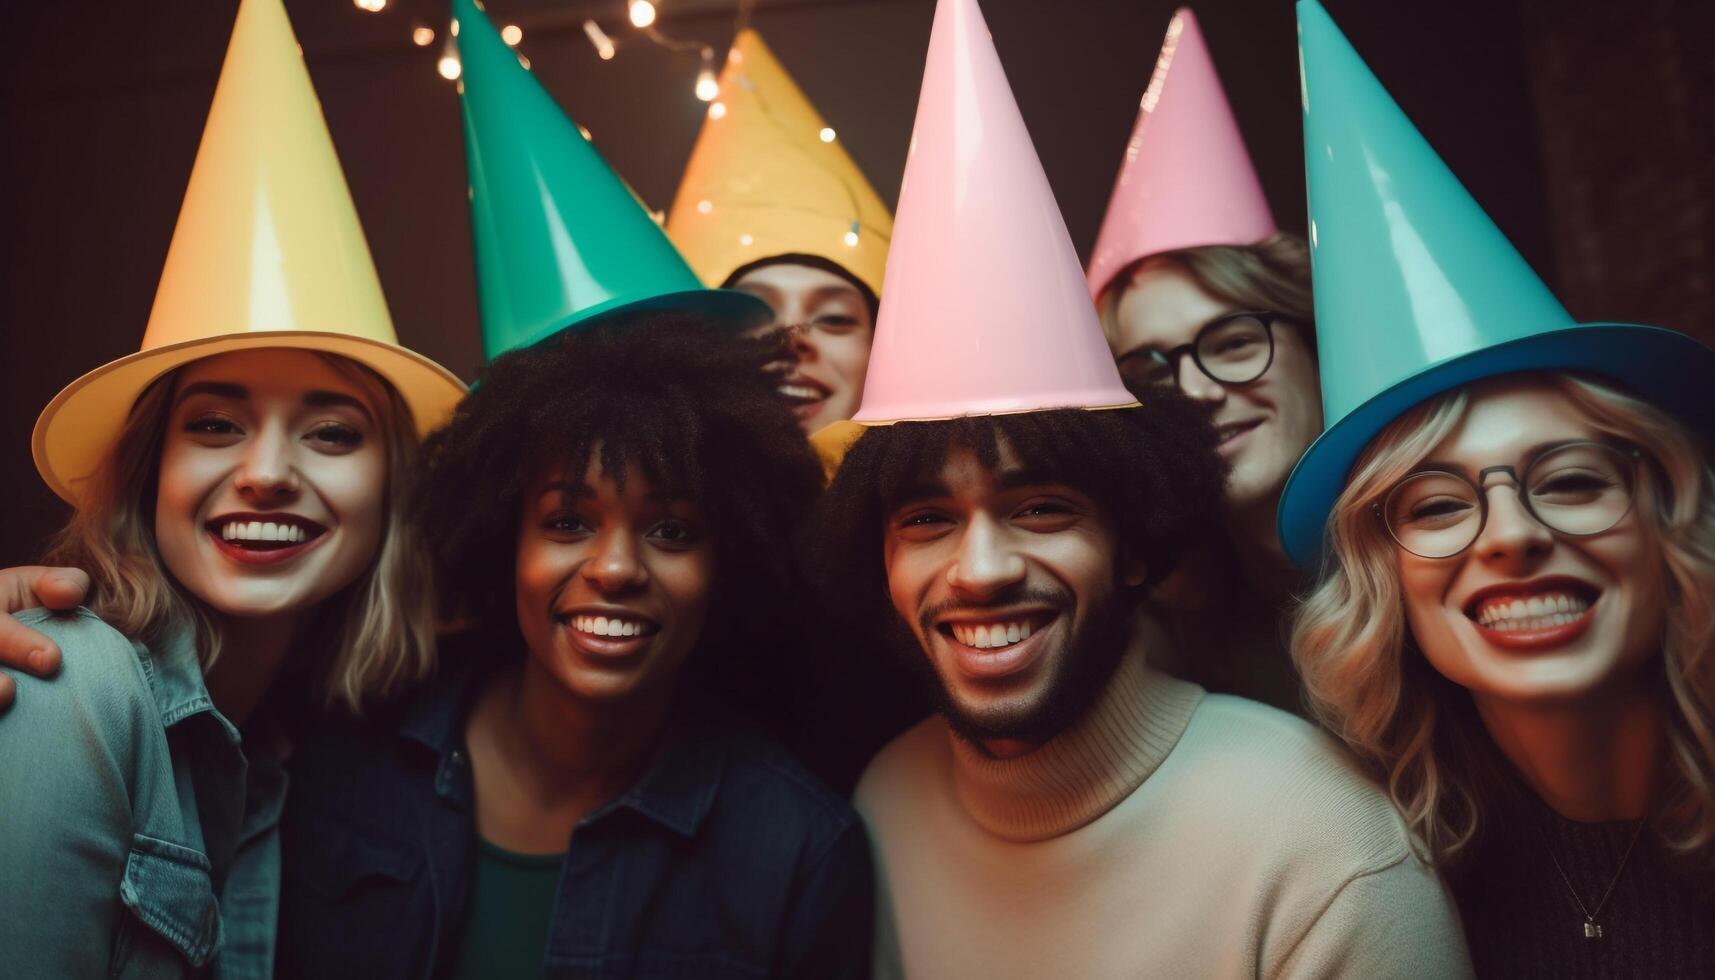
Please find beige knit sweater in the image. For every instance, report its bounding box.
[854,651,1474,979]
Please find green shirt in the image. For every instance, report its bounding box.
[448,837,565,979]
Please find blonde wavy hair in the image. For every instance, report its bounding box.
[1292,371,1715,869]
[44,352,438,713]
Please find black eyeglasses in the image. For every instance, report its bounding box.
[1375,441,1643,559]
[1115,311,1297,392]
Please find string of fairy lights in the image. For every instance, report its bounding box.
[351,0,866,242]
[351,0,756,107]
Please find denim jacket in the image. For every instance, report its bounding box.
[277,657,873,979]
[0,608,288,979]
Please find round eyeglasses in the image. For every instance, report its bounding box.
[1376,441,1642,560]
[1115,311,1296,392]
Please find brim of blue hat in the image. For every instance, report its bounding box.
[526,286,774,351]
[1278,323,1715,570]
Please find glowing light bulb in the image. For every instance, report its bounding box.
[818,127,836,143]
[517,53,531,69]
[355,0,387,12]
[696,199,713,215]
[708,101,727,120]
[629,1,657,28]
[695,69,719,102]
[739,233,755,247]
[501,24,523,46]
[579,125,592,140]
[694,47,718,102]
[412,25,436,47]
[438,33,461,81]
[844,229,860,248]
[583,20,616,60]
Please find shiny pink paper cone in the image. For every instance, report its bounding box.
[1085,8,1277,300]
[851,0,1136,425]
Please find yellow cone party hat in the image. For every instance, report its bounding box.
[32,0,466,505]
[667,30,892,295]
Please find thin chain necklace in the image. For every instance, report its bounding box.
[1537,817,1648,940]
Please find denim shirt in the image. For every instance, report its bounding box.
[277,657,873,979]
[0,608,288,979]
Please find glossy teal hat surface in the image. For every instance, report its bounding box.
[454,0,768,359]
[1278,0,1715,569]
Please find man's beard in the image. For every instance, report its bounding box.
[883,581,1136,748]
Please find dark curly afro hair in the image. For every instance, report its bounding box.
[412,312,824,722]
[797,395,1230,775]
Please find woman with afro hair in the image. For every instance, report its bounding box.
[275,313,872,979]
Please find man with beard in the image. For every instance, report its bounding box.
[804,0,1471,976]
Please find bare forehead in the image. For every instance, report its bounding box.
[176,348,378,405]
[1431,379,1596,461]
[733,262,862,299]
[910,438,1036,499]
[1112,261,1233,350]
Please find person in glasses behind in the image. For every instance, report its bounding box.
[1095,237,1321,710]
[1086,10,1321,711]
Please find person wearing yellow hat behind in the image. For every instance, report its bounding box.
[1285,3,1715,974]
[0,0,465,973]
[1085,8,1321,713]
[668,29,892,437]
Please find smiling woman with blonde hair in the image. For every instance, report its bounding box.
[0,0,466,972]
[1296,373,1715,860]
[1284,4,1715,974]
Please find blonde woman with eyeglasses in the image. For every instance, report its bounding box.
[1283,4,1715,975]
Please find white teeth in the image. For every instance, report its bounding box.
[570,615,649,638]
[777,384,823,401]
[1474,591,1591,627]
[219,519,311,543]
[951,620,1036,650]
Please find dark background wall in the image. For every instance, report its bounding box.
[2,0,1709,565]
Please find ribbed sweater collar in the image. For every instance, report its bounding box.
[948,648,1204,842]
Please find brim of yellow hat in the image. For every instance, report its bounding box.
[807,400,1141,481]
[33,331,468,505]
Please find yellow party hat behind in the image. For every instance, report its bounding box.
[667,30,892,295]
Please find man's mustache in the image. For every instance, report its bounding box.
[916,586,1071,635]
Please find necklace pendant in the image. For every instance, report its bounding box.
[1583,920,1603,940]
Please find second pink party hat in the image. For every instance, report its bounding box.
[1085,8,1277,300]
[836,0,1135,438]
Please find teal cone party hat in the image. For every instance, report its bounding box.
[454,0,767,359]
[1278,0,1715,567]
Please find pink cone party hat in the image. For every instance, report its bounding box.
[817,0,1134,460]
[1085,8,1277,301]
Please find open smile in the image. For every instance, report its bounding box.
[1462,577,1600,651]
[1214,417,1263,451]
[556,607,662,661]
[776,373,832,413]
[936,609,1058,680]
[205,513,329,566]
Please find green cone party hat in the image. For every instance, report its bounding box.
[453,0,767,358]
